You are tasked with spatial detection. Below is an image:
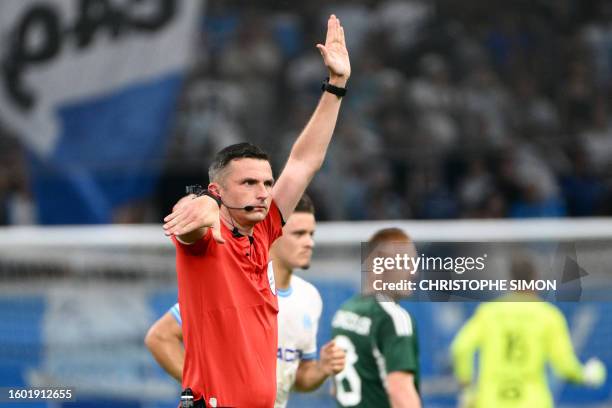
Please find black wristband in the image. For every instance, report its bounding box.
[185,185,222,208]
[200,190,222,208]
[321,77,347,97]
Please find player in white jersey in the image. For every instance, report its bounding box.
[275,273,323,405]
[145,194,345,407]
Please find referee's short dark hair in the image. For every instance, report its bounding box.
[295,193,315,215]
[209,143,270,182]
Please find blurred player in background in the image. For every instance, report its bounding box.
[331,228,421,408]
[145,303,184,382]
[147,195,346,407]
[161,14,350,407]
[451,255,607,408]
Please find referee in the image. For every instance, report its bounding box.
[162,14,350,408]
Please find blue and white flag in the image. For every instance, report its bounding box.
[0,0,200,224]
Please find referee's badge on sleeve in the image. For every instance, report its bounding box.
[267,261,276,295]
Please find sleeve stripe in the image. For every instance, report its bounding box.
[301,352,317,360]
[379,302,412,336]
[170,303,182,326]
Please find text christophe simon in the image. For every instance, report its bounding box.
[369,254,557,293]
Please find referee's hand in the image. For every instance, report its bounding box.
[163,195,225,243]
[317,14,350,87]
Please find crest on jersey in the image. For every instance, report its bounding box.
[303,314,312,330]
[267,261,276,295]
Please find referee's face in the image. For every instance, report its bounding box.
[218,158,274,225]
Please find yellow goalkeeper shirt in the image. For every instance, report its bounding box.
[451,293,585,408]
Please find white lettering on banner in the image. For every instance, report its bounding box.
[0,0,200,156]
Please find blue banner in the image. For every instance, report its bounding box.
[0,0,200,223]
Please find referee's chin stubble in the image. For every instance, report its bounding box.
[240,209,267,223]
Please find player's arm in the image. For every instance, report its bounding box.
[546,309,584,383]
[294,340,346,392]
[144,311,184,383]
[547,308,606,387]
[162,194,225,244]
[294,291,343,391]
[273,14,350,219]
[387,371,421,408]
[450,309,483,387]
[376,306,422,407]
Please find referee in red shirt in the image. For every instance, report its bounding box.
[162,15,350,408]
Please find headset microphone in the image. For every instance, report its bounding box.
[185,185,264,212]
[224,204,258,212]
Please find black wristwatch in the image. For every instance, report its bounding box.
[321,77,347,97]
[185,184,222,208]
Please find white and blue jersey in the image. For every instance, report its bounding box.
[275,274,323,408]
[169,303,181,325]
[169,274,322,408]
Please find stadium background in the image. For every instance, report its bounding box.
[1,0,611,407]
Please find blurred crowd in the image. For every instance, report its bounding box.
[3,0,612,223]
[161,0,612,221]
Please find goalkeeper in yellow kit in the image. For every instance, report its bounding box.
[451,256,606,408]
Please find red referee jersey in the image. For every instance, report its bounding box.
[172,201,284,408]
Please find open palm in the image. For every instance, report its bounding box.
[317,15,351,80]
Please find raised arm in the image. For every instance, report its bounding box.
[273,14,351,219]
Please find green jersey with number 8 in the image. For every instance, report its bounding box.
[331,295,419,408]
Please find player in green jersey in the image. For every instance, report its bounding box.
[451,255,606,408]
[332,228,421,408]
